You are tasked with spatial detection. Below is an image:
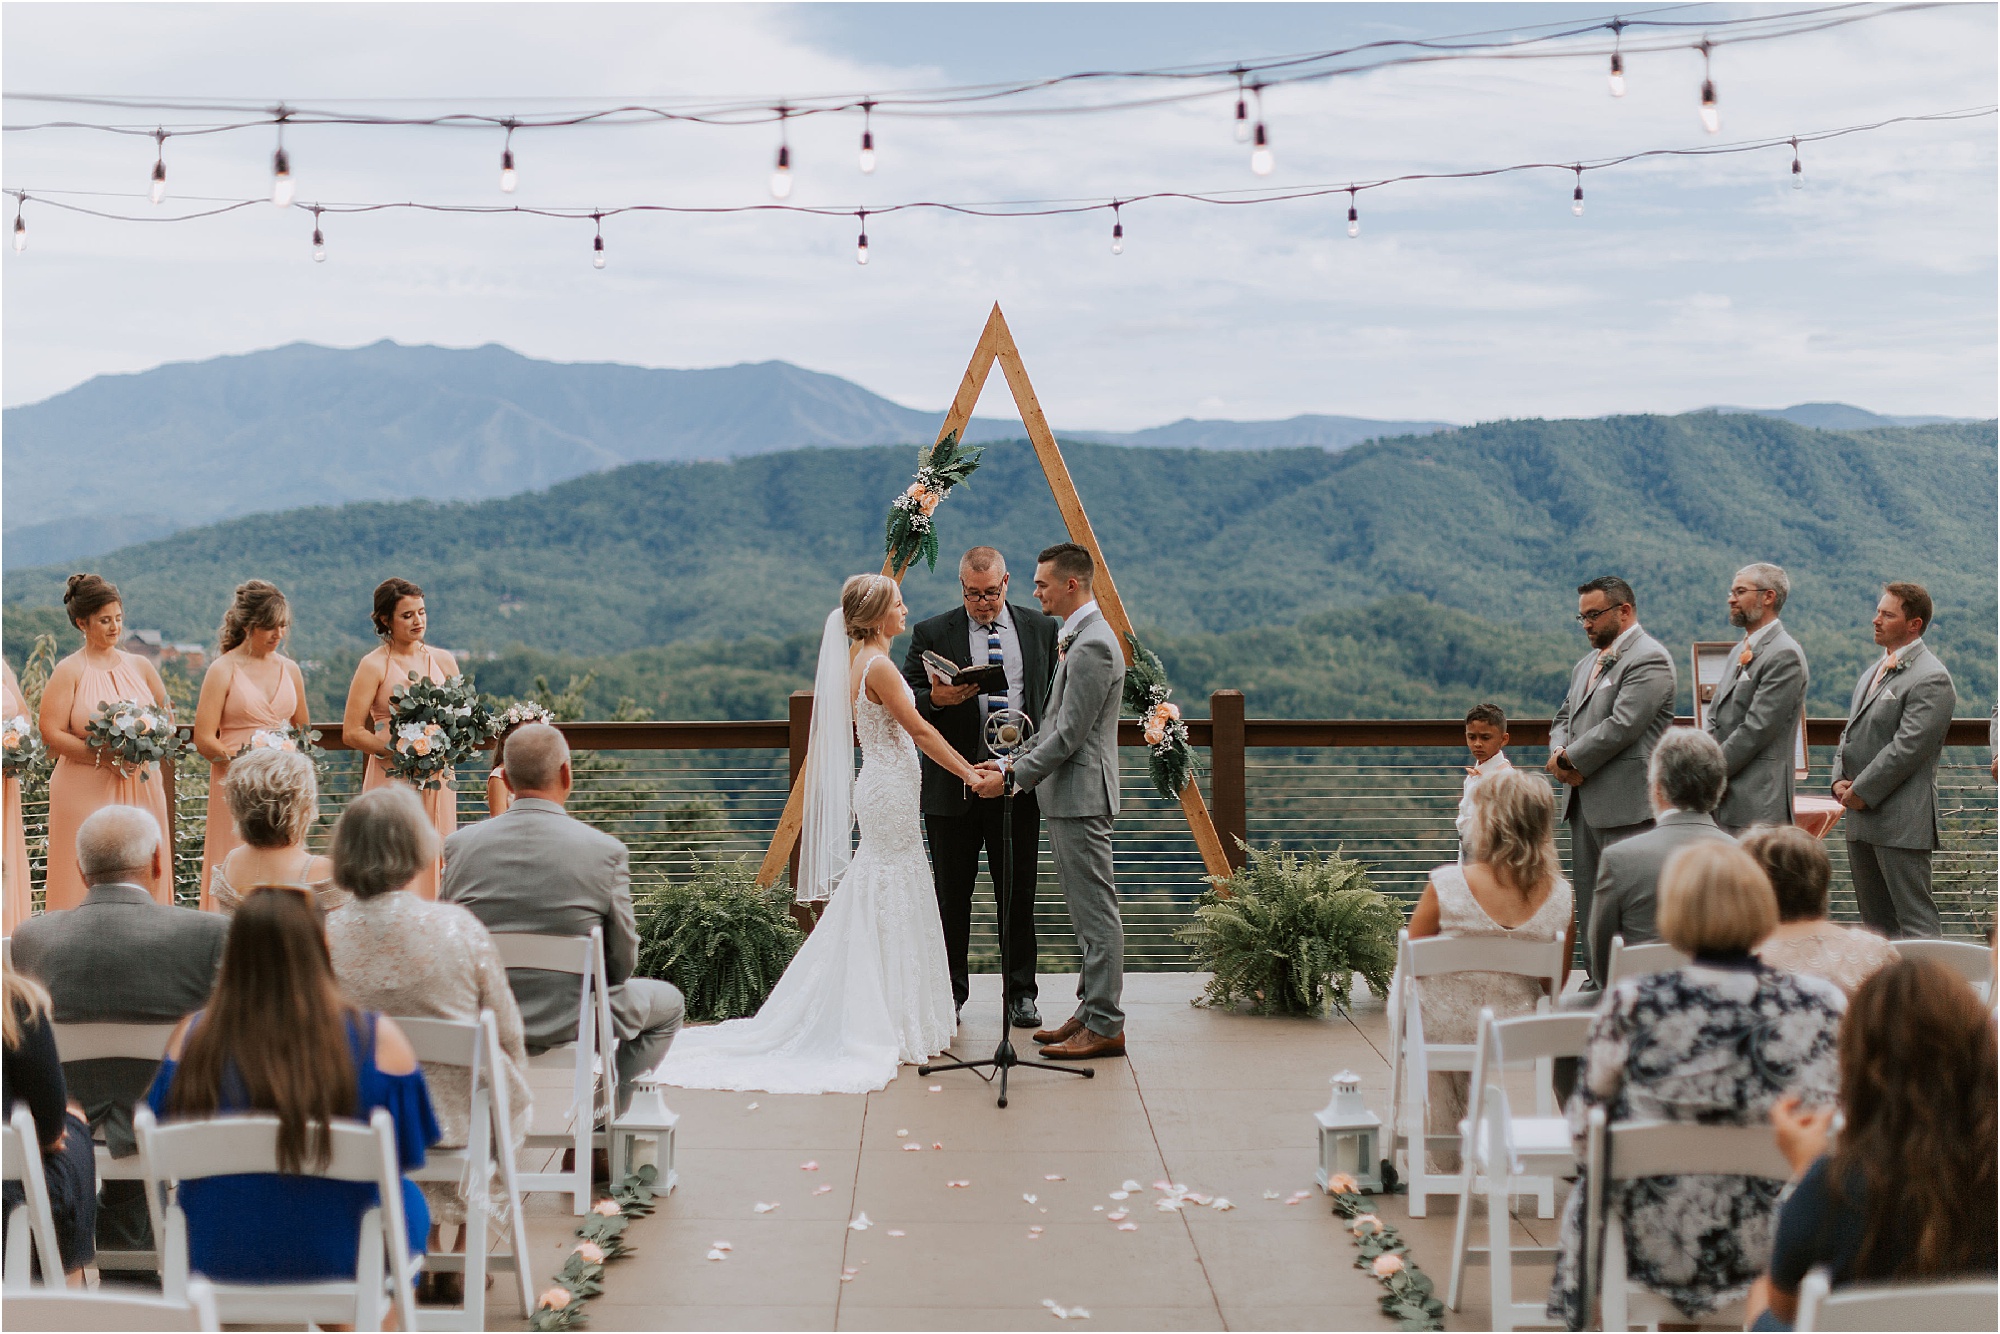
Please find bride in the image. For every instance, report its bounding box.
[654,574,1000,1095]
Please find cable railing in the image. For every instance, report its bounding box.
[11,698,1994,968]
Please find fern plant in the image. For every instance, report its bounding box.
[635,858,804,1023]
[1179,843,1402,1017]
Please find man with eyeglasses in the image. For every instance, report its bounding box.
[900,546,1060,1028]
[1704,564,1809,834]
[1547,574,1676,986]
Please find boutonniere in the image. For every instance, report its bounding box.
[1597,649,1619,671]
[1882,652,1909,677]
[1057,631,1078,660]
[1738,646,1755,668]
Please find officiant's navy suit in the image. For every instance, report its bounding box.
[902,600,1058,1014]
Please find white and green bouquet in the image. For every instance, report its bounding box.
[82,698,186,780]
[234,724,329,779]
[884,430,984,574]
[383,673,495,792]
[1,714,45,778]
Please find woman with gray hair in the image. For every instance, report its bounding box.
[209,747,346,914]
[322,786,530,1305]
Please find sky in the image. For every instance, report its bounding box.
[2,1,1995,426]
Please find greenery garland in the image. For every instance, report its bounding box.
[528,1166,660,1330]
[1121,634,1197,800]
[883,430,984,574]
[1326,1175,1447,1331]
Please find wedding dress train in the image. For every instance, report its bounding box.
[652,670,956,1094]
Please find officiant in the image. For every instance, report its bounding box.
[902,546,1059,1030]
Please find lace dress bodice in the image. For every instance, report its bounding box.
[852,664,923,859]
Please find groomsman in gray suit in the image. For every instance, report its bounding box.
[1832,582,1957,938]
[1705,563,1810,833]
[1547,575,1676,984]
[990,542,1129,1060]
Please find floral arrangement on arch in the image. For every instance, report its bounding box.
[1,713,46,779]
[1122,634,1197,800]
[383,673,495,792]
[528,1168,659,1330]
[1327,1173,1445,1330]
[884,430,984,574]
[234,724,329,779]
[82,699,186,780]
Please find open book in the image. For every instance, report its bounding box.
[922,650,1007,694]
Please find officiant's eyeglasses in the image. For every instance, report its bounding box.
[961,585,1005,602]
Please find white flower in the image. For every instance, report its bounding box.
[396,722,428,743]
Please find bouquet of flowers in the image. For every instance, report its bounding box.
[1,714,45,778]
[382,673,495,792]
[1123,634,1198,800]
[82,698,186,780]
[884,430,984,574]
[233,724,329,779]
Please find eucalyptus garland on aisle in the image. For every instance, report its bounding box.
[1123,633,1198,800]
[883,430,984,574]
[1326,1174,1446,1331]
[528,1167,660,1331]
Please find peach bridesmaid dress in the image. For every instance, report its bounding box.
[43,652,172,912]
[360,646,456,900]
[198,659,301,911]
[3,663,32,931]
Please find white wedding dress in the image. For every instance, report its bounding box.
[653,666,957,1094]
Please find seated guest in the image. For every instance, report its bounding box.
[210,747,346,914]
[1745,824,1898,997]
[3,969,96,1281]
[10,805,227,1257]
[1546,840,1843,1328]
[442,724,682,1112]
[1402,769,1573,1171]
[326,786,532,1304]
[1747,957,1997,1329]
[1588,727,1735,986]
[1454,702,1513,862]
[146,890,438,1284]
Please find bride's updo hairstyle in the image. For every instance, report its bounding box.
[841,574,897,642]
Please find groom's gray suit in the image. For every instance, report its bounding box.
[1007,604,1127,1037]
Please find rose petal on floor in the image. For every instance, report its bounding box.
[1107,1209,1128,1222]
[1116,1222,1139,1232]
[903,1143,922,1151]
[706,1248,728,1261]
[753,1202,779,1213]
[932,1142,944,1150]
[746,1102,759,1111]
[801,1161,819,1171]
[1211,1198,1235,1210]
[711,1242,732,1251]
[896,1128,909,1138]
[1108,1191,1129,1200]
[1262,1190,1281,1200]
[886,1230,906,1238]
[1121,1180,1141,1192]
[928,1085,942,1092]
[1023,1193,1038,1204]
[1044,1174,1065,1181]
[947,1179,972,1188]
[812,1185,834,1196]
[848,1213,873,1231]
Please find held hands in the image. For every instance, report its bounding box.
[967,766,1005,798]
[1545,751,1584,786]
[1832,778,1868,811]
[1769,1094,1836,1176]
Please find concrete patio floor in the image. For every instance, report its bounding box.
[499,973,1568,1332]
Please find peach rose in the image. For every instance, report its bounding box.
[920,493,940,515]
[592,1199,623,1216]
[412,737,431,756]
[1161,701,1181,721]
[1144,723,1166,746]
[1349,1213,1381,1236]
[1327,1173,1359,1195]
[573,1241,606,1264]
[538,1287,572,1309]
[1372,1253,1405,1278]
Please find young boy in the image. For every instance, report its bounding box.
[1457,703,1513,861]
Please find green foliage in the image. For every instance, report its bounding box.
[885,430,983,573]
[634,858,804,1023]
[1124,633,1198,800]
[1181,844,1402,1016]
[1331,1189,1445,1330]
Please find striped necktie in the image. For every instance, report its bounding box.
[980,620,1006,751]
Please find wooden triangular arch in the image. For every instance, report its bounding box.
[756,304,1231,888]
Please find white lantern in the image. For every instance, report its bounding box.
[608,1076,679,1197]
[1315,1069,1382,1194]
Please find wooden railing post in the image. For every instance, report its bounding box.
[786,691,815,932]
[1210,690,1246,872]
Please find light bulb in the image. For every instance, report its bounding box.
[1572,190,1584,217]
[770,144,792,199]
[592,234,606,269]
[858,130,876,174]
[1250,122,1273,176]
[1699,80,1720,134]
[1347,205,1359,239]
[1111,221,1124,255]
[11,216,24,253]
[1608,53,1626,98]
[1791,157,1804,190]
[1233,97,1251,143]
[500,148,517,194]
[272,147,294,208]
[856,237,869,266]
[150,159,167,206]
[312,227,326,263]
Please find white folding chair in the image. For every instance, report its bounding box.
[3,1103,67,1290]
[1795,1263,1998,1331]
[1603,937,1689,993]
[1386,930,1566,1216]
[491,927,617,1215]
[3,1276,221,1330]
[135,1105,421,1331]
[393,1010,536,1329]
[1584,1108,1793,1331]
[1892,939,1994,1002]
[49,1020,179,1274]
[1446,1007,1595,1329]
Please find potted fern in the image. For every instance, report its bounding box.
[1179,844,1401,1017]
[635,858,803,1023]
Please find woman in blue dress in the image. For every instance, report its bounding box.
[146,888,439,1283]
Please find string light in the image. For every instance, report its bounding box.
[11,195,24,252]
[499,122,518,193]
[1232,69,1251,143]
[770,107,793,200]
[149,129,167,205]
[591,212,605,268]
[1249,86,1273,176]
[1572,165,1585,216]
[1608,19,1628,97]
[855,209,868,265]
[1790,135,1804,188]
[1698,41,1721,134]
[310,204,325,262]
[1346,188,1360,238]
[270,110,294,208]
[1110,201,1124,255]
[858,101,876,174]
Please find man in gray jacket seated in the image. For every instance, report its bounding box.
[10,806,227,1260]
[442,724,683,1112]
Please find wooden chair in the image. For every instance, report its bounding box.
[3,1103,66,1290]
[49,1020,180,1275]
[3,1277,220,1330]
[1794,1264,1997,1331]
[491,927,617,1215]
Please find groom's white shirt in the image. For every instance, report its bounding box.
[1062,599,1102,637]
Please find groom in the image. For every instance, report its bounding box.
[984,541,1129,1060]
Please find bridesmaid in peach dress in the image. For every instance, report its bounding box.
[343,577,460,900]
[37,574,173,911]
[3,659,33,931]
[192,581,312,910]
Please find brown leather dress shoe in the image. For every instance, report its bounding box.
[1039,1026,1126,1060]
[1032,1015,1084,1046]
